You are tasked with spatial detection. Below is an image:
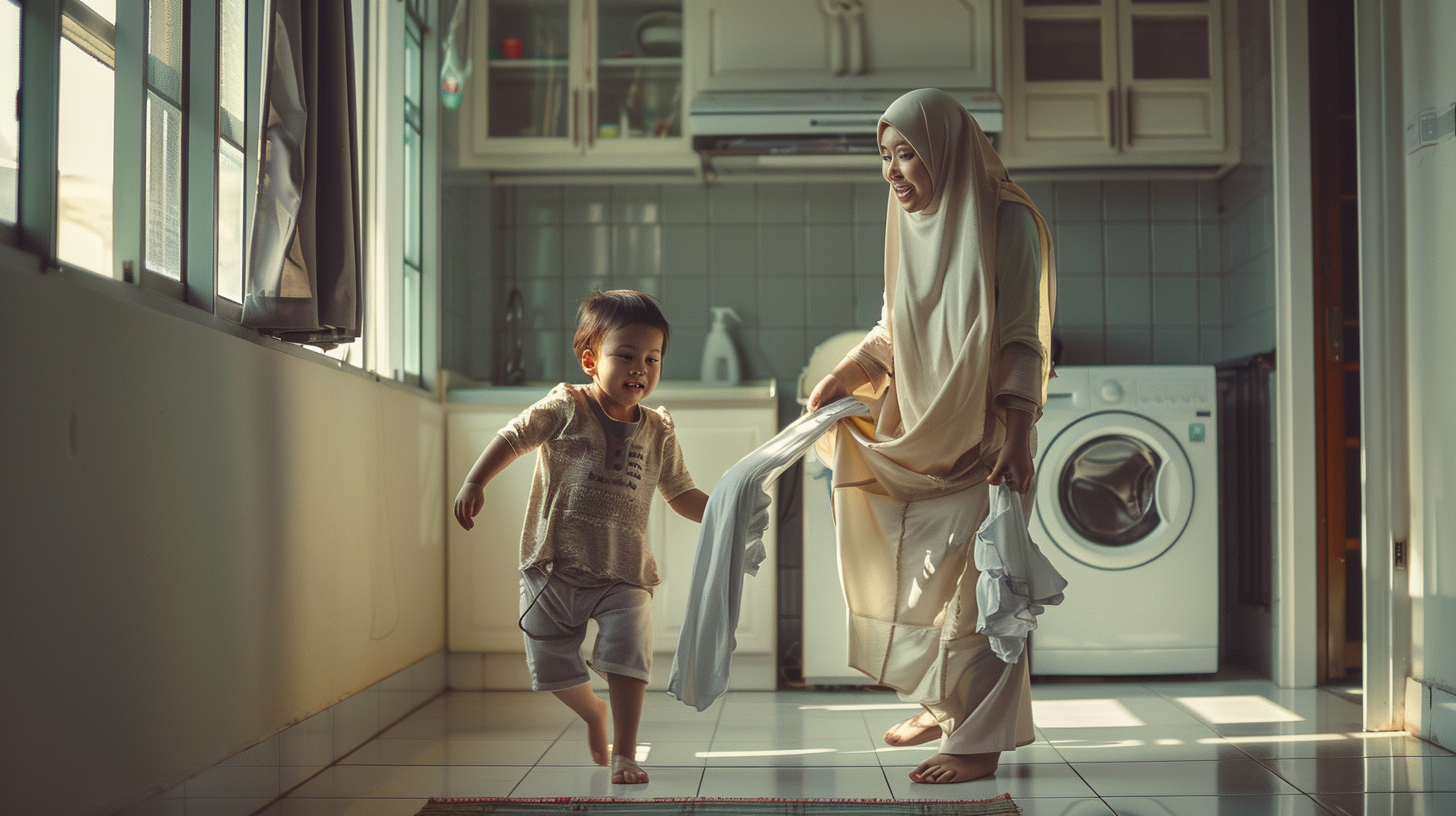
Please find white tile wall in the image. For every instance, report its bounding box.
[446,172,1282,399]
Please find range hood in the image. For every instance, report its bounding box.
[689,89,1002,174]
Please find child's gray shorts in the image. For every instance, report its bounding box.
[518,568,653,692]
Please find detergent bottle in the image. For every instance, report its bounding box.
[700,307,742,386]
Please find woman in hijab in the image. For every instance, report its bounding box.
[805,88,1056,784]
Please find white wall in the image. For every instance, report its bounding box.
[1402,0,1456,744]
[0,255,446,816]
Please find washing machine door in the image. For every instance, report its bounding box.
[1035,410,1195,570]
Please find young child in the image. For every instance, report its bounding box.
[453,289,708,785]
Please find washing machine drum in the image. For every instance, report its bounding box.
[1060,437,1162,546]
[1036,412,1195,571]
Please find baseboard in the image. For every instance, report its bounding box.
[117,651,447,816]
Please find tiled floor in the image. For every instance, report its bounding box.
[258,678,1456,816]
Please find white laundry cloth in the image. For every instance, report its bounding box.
[973,480,1067,663]
[667,398,872,711]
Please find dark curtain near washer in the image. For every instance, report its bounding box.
[242,0,362,347]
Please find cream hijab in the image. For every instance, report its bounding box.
[827,89,1056,500]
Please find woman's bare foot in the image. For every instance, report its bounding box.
[909,751,1000,783]
[584,695,610,766]
[611,752,649,784]
[883,710,943,746]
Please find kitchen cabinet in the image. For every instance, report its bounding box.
[455,0,698,173]
[1002,0,1238,169]
[445,383,779,690]
[686,0,996,94]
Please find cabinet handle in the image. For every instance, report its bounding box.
[846,6,865,75]
[1125,88,1134,148]
[572,89,581,147]
[1109,89,1117,148]
[587,91,596,147]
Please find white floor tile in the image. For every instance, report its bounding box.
[180,797,278,816]
[702,739,884,766]
[1314,791,1456,816]
[339,738,555,766]
[1103,794,1339,815]
[535,738,712,767]
[1259,756,1456,794]
[698,766,894,798]
[117,679,1456,816]
[1013,799,1118,816]
[1047,726,1249,762]
[560,716,720,742]
[875,742,1068,766]
[289,765,528,798]
[510,765,705,798]
[883,761,1098,800]
[1230,731,1456,760]
[1069,759,1301,797]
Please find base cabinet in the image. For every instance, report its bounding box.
[446,384,778,690]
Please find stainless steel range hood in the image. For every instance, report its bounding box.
[689,89,1002,175]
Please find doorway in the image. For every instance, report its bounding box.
[1308,0,1361,685]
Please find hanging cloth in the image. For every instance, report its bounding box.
[973,480,1068,663]
[243,0,363,348]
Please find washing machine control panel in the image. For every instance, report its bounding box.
[1095,377,1211,407]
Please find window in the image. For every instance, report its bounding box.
[7,0,434,388]
[403,2,427,378]
[0,2,20,224]
[145,0,184,282]
[216,0,246,307]
[57,1,116,274]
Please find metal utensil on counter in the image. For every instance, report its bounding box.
[502,287,526,385]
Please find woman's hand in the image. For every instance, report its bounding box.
[806,373,852,413]
[454,482,485,530]
[988,407,1036,494]
[987,441,1034,494]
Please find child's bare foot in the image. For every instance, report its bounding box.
[883,710,943,746]
[611,752,649,784]
[584,695,610,766]
[909,751,999,783]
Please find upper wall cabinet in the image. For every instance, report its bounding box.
[455,0,698,173]
[1002,0,1239,170]
[686,0,997,94]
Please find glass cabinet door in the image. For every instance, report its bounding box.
[592,0,683,143]
[484,0,574,140]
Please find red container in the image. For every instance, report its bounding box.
[502,37,524,59]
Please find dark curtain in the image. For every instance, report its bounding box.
[243,0,362,348]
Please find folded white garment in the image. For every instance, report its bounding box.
[973,481,1068,663]
[667,398,871,711]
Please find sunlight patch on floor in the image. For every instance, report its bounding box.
[1175,695,1305,723]
[1031,698,1146,728]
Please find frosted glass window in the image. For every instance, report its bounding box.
[0,1,19,224]
[57,39,115,274]
[147,0,183,102]
[217,140,245,303]
[145,93,183,280]
[219,0,247,142]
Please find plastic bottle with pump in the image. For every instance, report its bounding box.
[700,307,742,386]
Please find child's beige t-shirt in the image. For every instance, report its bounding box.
[498,383,696,589]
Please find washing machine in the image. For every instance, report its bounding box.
[1029,365,1219,675]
